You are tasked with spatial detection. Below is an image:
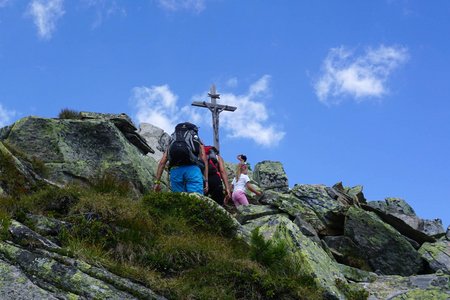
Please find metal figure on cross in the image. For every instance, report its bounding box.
[191,84,237,151]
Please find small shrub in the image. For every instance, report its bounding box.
[58,108,81,119]
[250,228,289,270]
[0,209,11,240]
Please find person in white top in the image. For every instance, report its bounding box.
[231,164,262,207]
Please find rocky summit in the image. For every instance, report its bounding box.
[0,113,449,299]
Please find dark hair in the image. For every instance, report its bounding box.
[240,154,247,162]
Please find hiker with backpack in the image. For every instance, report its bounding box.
[154,122,208,194]
[231,163,262,207]
[204,145,232,206]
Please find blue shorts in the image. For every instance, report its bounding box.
[170,165,204,194]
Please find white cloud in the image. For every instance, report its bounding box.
[158,0,206,13]
[131,75,285,147]
[27,0,65,40]
[82,0,126,28]
[131,84,180,133]
[0,104,16,127]
[219,75,285,147]
[314,45,409,104]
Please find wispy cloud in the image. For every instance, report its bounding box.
[82,0,126,28]
[314,45,409,104]
[131,75,285,147]
[26,0,65,40]
[0,104,16,127]
[226,77,238,88]
[157,0,206,13]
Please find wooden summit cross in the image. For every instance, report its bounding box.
[191,84,237,151]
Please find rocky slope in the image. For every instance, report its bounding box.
[0,113,449,299]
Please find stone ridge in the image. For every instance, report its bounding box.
[0,115,448,299]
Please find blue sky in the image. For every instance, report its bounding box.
[0,1,449,228]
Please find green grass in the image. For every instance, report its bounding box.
[0,185,325,299]
[89,173,133,197]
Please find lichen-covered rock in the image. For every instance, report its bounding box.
[138,122,171,162]
[293,216,321,244]
[79,112,154,155]
[323,235,371,271]
[344,185,366,203]
[359,273,450,299]
[0,242,145,299]
[1,116,158,194]
[419,240,450,274]
[0,258,61,299]
[25,214,70,238]
[243,214,347,299]
[366,198,420,227]
[363,203,435,245]
[8,220,60,250]
[1,218,166,299]
[366,198,445,239]
[447,226,450,240]
[292,184,348,234]
[419,218,445,237]
[391,289,450,300]
[236,204,280,224]
[326,182,362,206]
[34,248,166,300]
[260,190,328,234]
[337,263,377,283]
[344,207,423,276]
[253,161,289,192]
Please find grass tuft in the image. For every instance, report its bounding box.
[0,208,11,240]
[89,173,133,197]
[58,108,82,119]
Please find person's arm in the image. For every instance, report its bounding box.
[154,151,168,192]
[199,145,208,193]
[246,181,262,196]
[217,155,231,199]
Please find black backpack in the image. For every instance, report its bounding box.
[168,122,202,167]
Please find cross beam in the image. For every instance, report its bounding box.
[191,84,237,151]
